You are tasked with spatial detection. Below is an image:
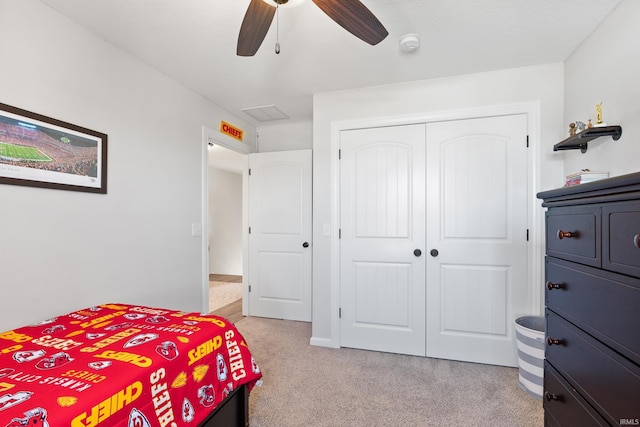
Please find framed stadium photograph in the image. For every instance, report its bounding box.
[0,102,107,194]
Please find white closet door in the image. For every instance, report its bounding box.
[340,124,427,356]
[425,114,529,367]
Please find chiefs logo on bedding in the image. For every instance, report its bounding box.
[35,352,73,370]
[127,408,151,427]
[222,383,233,398]
[0,391,32,411]
[86,333,106,340]
[197,385,215,407]
[251,357,261,374]
[123,313,146,321]
[124,334,158,349]
[13,350,45,363]
[0,369,15,378]
[146,316,169,324]
[155,341,178,361]
[104,322,133,331]
[5,407,49,427]
[216,353,228,381]
[181,398,195,423]
[41,325,64,335]
[88,361,112,370]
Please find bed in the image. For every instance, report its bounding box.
[0,303,262,426]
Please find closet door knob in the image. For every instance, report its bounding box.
[414,249,422,257]
[302,242,309,248]
[634,234,640,249]
[430,249,439,257]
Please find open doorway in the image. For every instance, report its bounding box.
[207,143,244,316]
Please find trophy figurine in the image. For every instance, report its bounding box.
[596,102,606,126]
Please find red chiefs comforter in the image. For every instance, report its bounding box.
[0,303,262,426]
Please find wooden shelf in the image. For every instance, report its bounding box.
[553,125,622,153]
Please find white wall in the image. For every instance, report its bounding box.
[0,0,255,331]
[257,120,313,152]
[311,64,565,345]
[208,166,242,275]
[564,0,639,177]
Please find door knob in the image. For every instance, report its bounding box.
[430,249,439,257]
[414,249,422,257]
[302,242,309,248]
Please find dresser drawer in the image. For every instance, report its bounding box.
[544,361,608,427]
[546,206,600,267]
[546,310,640,426]
[604,201,640,277]
[546,257,640,365]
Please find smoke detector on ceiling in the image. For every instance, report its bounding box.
[399,33,420,52]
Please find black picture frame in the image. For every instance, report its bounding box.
[0,102,107,194]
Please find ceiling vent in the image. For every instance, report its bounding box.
[241,105,290,122]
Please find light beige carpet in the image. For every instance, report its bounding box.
[235,316,544,427]
[209,280,242,311]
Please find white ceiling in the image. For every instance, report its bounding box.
[39,0,621,128]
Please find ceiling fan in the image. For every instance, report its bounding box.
[237,0,388,56]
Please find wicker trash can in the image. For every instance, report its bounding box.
[515,316,545,399]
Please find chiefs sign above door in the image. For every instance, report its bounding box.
[247,150,312,322]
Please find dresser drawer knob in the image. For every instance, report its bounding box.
[547,337,564,346]
[546,281,564,290]
[557,230,575,239]
[634,234,640,249]
[544,392,561,401]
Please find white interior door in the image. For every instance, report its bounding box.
[425,115,529,367]
[248,149,312,321]
[340,124,426,356]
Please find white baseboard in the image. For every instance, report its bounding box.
[309,336,339,348]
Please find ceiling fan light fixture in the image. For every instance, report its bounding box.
[400,33,420,52]
[262,0,306,8]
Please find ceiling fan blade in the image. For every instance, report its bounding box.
[237,0,276,56]
[312,0,388,45]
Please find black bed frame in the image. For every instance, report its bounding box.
[198,384,249,427]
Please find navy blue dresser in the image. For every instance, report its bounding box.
[538,172,640,426]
